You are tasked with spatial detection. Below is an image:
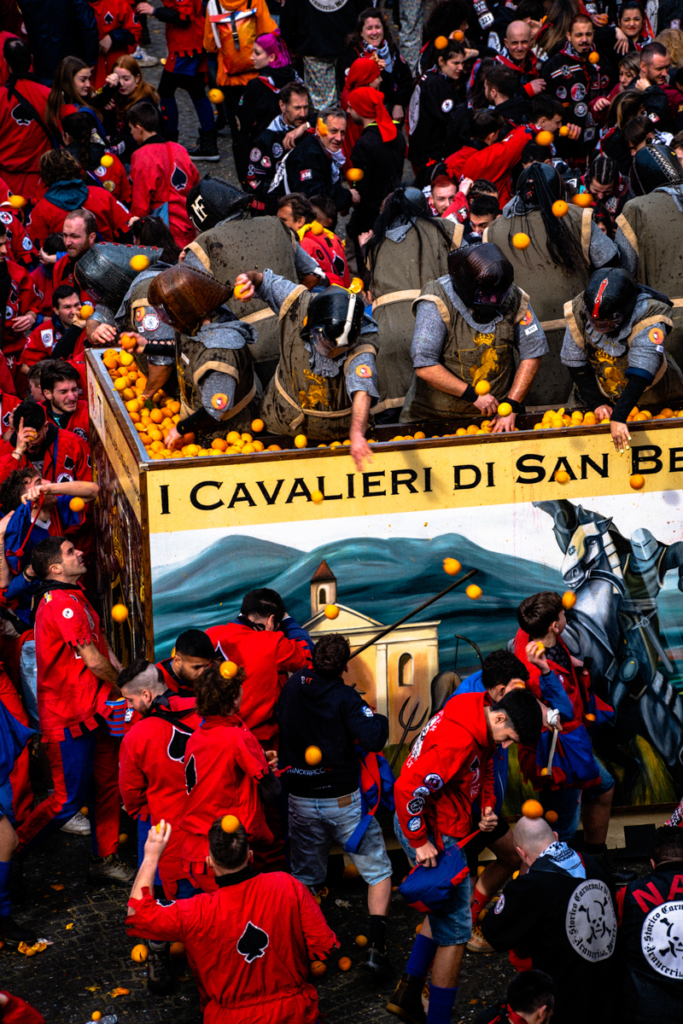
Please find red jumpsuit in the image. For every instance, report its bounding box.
[206,621,310,749]
[16,585,120,858]
[119,694,202,897]
[27,187,130,249]
[129,138,199,248]
[89,0,141,90]
[178,714,272,890]
[0,424,91,486]
[126,871,338,1024]
[395,692,495,848]
[1,257,41,366]
[0,79,52,198]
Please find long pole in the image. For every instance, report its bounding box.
[348,568,479,660]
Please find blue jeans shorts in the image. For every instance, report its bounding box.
[393,813,472,946]
[540,760,615,841]
[288,790,393,888]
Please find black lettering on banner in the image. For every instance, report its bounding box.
[363,471,386,497]
[391,469,418,495]
[486,462,494,487]
[631,445,662,475]
[424,467,432,492]
[286,478,311,503]
[453,464,481,490]
[550,457,577,481]
[256,480,284,505]
[228,483,256,508]
[190,481,224,511]
[516,453,545,484]
[159,483,170,514]
[581,453,608,479]
[670,448,683,473]
[347,473,355,499]
[317,475,342,500]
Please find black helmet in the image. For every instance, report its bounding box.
[186,174,252,231]
[74,243,162,308]
[305,286,364,357]
[516,161,562,205]
[583,268,638,334]
[632,143,683,195]
[448,242,514,324]
[402,186,430,215]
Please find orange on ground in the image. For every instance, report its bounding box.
[355,935,368,947]
[310,960,326,976]
[339,957,352,971]
[131,944,148,962]
[170,942,185,958]
[343,862,360,880]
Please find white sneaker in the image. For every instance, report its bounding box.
[132,46,158,67]
[60,811,91,835]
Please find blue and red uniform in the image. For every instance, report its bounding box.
[15,584,120,858]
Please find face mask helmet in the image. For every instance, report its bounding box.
[185,175,252,231]
[448,242,514,324]
[631,143,683,195]
[516,161,562,205]
[147,264,232,335]
[583,267,638,334]
[74,243,162,308]
[304,287,364,358]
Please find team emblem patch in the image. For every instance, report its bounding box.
[250,148,262,161]
[124,707,134,722]
[407,797,425,814]
[495,894,505,914]
[424,773,443,791]
[300,169,313,181]
[0,211,12,225]
[555,86,567,99]
[22,236,33,249]
[649,327,665,345]
[237,921,269,962]
[441,99,454,112]
[571,83,585,101]
[362,705,373,716]
[565,879,616,961]
[261,156,271,168]
[272,143,283,158]
[575,103,587,117]
[142,313,160,332]
[62,608,74,619]
[520,309,533,326]
[407,816,422,832]
[355,364,372,378]
[95,165,106,177]
[41,329,53,347]
[413,786,430,799]
[641,901,683,978]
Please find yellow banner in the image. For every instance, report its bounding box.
[146,425,682,533]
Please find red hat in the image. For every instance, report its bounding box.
[347,86,397,143]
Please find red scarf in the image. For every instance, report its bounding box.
[347,86,397,142]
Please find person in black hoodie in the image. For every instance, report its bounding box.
[484,63,529,128]
[277,632,392,975]
[237,32,300,168]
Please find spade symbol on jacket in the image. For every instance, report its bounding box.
[171,164,188,191]
[167,724,193,763]
[185,753,197,793]
[237,921,269,963]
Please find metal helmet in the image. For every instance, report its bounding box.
[402,186,430,215]
[74,243,162,309]
[186,174,252,231]
[632,143,683,195]
[148,264,232,335]
[305,286,364,358]
[448,242,514,324]
[583,268,638,334]
[630,528,658,562]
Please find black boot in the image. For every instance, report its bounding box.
[147,940,175,995]
[0,914,37,950]
[188,129,220,162]
[386,972,426,1024]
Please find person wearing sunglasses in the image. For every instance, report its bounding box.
[561,267,683,453]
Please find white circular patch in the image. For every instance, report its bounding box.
[0,211,12,225]
[494,893,505,914]
[424,773,443,791]
[142,312,160,332]
[565,878,616,961]
[62,608,74,619]
[441,98,454,113]
[641,900,683,978]
[250,147,262,162]
[95,165,106,177]
[272,143,283,158]
[407,816,422,832]
[574,102,588,118]
[362,706,373,717]
[22,236,32,250]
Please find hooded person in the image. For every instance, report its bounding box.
[616,144,683,368]
[485,162,620,407]
[141,262,260,447]
[183,175,325,387]
[561,267,683,453]
[401,242,548,430]
[365,186,462,423]
[346,87,404,262]
[233,269,379,470]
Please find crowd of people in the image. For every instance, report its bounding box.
[0,0,683,1021]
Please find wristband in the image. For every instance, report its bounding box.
[462,384,478,404]
[505,398,521,414]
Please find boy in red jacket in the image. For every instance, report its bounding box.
[128,102,199,247]
[127,818,338,1024]
[445,111,539,207]
[387,689,542,1024]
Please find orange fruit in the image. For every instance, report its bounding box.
[451,29,464,40]
[466,584,482,600]
[559,125,569,136]
[310,489,324,503]
[562,590,577,609]
[535,130,553,146]
[521,799,544,819]
[150,408,163,423]
[443,557,461,575]
[572,192,592,207]
[343,862,360,880]
[339,957,352,971]
[111,604,129,622]
[305,745,323,765]
[221,814,240,833]
[497,402,512,416]
[118,833,128,844]
[130,254,150,271]
[295,433,307,450]
[355,935,368,947]
[630,474,645,490]
[69,497,85,512]
[211,393,228,411]
[81,806,88,815]
[310,221,324,235]
[310,960,327,976]
[475,380,490,395]
[211,438,228,451]
[434,34,448,47]
[80,304,94,318]
[545,810,559,824]
[324,604,339,619]
[220,660,239,679]
[512,232,530,249]
[170,942,185,958]
[240,433,252,443]
[346,167,364,182]
[233,282,250,301]
[8,194,26,208]
[552,200,568,218]
[208,87,224,103]
[588,50,599,62]
[554,470,570,484]
[92,1014,102,1021]
[131,944,148,962]
[251,418,264,433]
[100,154,114,168]
[583,411,597,425]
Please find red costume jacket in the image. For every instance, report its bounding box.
[395,692,495,848]
[0,423,91,486]
[163,0,205,60]
[0,78,52,198]
[445,124,535,207]
[86,152,132,206]
[206,621,310,748]
[43,399,89,444]
[130,138,199,248]
[127,871,338,1024]
[0,205,35,266]
[2,257,41,361]
[27,186,129,249]
[89,0,141,89]
[119,693,202,896]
